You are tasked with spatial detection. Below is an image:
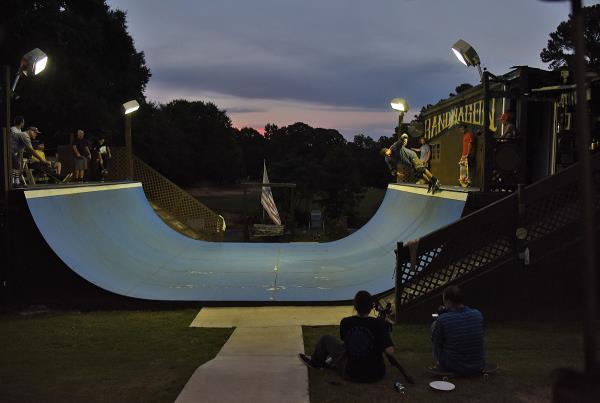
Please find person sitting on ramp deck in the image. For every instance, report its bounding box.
[298,290,395,383]
[381,133,440,193]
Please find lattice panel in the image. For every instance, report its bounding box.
[105,148,129,181]
[525,181,600,242]
[399,247,443,284]
[525,184,581,241]
[109,147,224,241]
[397,153,600,310]
[399,235,512,306]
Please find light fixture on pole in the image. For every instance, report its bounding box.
[122,100,140,180]
[451,39,483,81]
[11,48,49,93]
[123,99,140,115]
[390,98,409,131]
[3,48,49,195]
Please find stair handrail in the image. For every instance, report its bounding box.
[395,153,600,312]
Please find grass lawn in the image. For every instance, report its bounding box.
[4,309,591,403]
[0,309,232,403]
[303,322,596,403]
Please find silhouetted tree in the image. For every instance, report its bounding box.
[1,0,150,147]
[413,104,433,123]
[160,100,244,184]
[348,134,389,188]
[455,83,474,94]
[540,4,600,70]
[235,127,266,180]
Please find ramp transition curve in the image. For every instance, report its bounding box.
[24,183,466,302]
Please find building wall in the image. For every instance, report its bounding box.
[429,126,483,187]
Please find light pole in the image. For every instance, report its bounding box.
[451,39,495,191]
[390,98,409,134]
[2,48,48,195]
[1,48,47,304]
[451,39,483,81]
[122,100,140,181]
[540,0,597,378]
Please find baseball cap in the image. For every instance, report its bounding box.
[27,126,42,133]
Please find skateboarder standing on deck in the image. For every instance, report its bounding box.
[459,124,475,187]
[380,133,440,193]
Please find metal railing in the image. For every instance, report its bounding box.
[395,152,600,313]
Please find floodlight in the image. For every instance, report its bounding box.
[390,98,409,113]
[123,100,140,115]
[451,39,483,80]
[21,48,48,76]
[11,48,49,92]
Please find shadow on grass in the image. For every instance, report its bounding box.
[0,309,232,403]
[303,322,595,403]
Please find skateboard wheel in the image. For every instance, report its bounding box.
[443,376,449,381]
[483,373,489,381]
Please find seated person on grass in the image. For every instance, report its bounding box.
[431,285,485,375]
[299,290,394,383]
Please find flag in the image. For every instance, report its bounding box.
[261,160,281,225]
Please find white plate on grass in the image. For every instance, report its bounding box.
[429,380,455,391]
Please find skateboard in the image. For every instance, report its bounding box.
[458,159,470,188]
[428,362,498,381]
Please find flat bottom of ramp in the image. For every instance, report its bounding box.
[190,306,354,328]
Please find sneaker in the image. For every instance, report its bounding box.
[298,353,319,369]
[432,179,441,194]
[61,173,73,183]
[427,178,434,193]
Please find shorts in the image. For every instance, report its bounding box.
[411,157,426,176]
[12,153,23,170]
[75,156,88,170]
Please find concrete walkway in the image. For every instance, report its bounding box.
[175,307,353,403]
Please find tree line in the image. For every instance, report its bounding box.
[134,99,393,220]
[2,0,394,221]
[3,1,598,221]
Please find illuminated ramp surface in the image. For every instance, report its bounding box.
[25,183,466,302]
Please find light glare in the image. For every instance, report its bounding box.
[452,48,468,66]
[391,102,405,112]
[123,100,140,115]
[390,98,409,113]
[33,56,48,75]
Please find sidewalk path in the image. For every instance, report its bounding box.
[175,306,353,403]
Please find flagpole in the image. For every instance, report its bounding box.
[262,159,266,223]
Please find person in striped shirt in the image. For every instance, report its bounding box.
[431,285,485,375]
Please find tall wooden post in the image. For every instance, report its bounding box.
[570,0,597,373]
[394,242,404,322]
[125,113,133,181]
[3,66,11,196]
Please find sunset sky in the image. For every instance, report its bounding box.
[105,0,595,139]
